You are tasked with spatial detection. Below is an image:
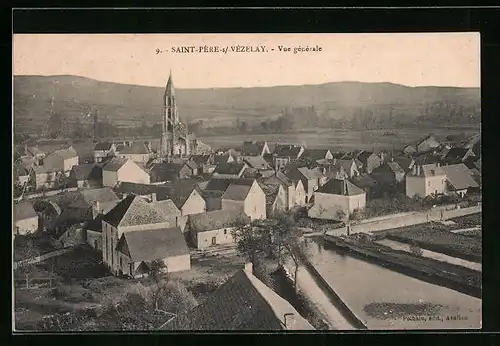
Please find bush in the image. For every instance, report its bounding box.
[409,243,423,257]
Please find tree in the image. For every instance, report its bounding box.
[148,260,167,284]
[409,242,423,257]
[16,235,39,288]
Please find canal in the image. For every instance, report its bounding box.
[306,239,482,330]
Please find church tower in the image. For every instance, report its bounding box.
[160,71,189,159]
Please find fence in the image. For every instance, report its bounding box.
[13,247,74,270]
[327,205,481,236]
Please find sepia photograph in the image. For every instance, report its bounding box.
[12,33,481,331]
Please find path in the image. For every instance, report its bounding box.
[283,261,357,330]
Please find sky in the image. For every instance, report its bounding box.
[13,33,480,89]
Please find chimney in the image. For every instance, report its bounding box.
[93,201,100,219]
[150,192,157,202]
[244,262,253,274]
[284,313,296,330]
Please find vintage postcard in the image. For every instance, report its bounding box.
[12,33,481,331]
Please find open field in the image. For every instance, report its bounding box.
[385,225,482,263]
[23,126,479,157]
[448,213,482,229]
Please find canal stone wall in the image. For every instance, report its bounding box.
[326,205,481,236]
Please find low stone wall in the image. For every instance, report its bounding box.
[13,247,74,270]
[327,205,481,236]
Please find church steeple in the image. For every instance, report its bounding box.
[165,70,175,98]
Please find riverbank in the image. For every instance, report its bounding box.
[322,235,481,299]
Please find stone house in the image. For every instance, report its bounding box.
[259,171,296,210]
[162,263,314,330]
[356,151,382,174]
[188,210,251,249]
[416,135,441,153]
[285,167,326,204]
[190,154,216,174]
[221,179,266,221]
[239,141,271,157]
[31,166,61,191]
[83,214,105,251]
[308,179,366,221]
[101,195,191,276]
[334,159,360,179]
[69,163,102,188]
[351,173,378,201]
[116,227,191,278]
[102,158,150,187]
[43,146,79,175]
[259,183,287,218]
[93,142,116,163]
[371,161,406,193]
[441,147,476,165]
[116,142,151,164]
[14,201,39,235]
[272,144,304,171]
[213,162,248,179]
[149,162,193,183]
[405,163,446,198]
[441,163,479,197]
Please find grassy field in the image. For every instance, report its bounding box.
[448,213,482,229]
[385,225,482,263]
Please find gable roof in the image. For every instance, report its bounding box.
[102,195,169,228]
[222,184,253,201]
[84,213,105,233]
[316,178,365,196]
[204,178,255,192]
[297,167,324,180]
[71,164,101,181]
[117,227,189,261]
[351,174,377,188]
[392,156,415,172]
[301,149,330,161]
[334,159,357,172]
[114,181,170,200]
[190,154,212,165]
[441,164,479,191]
[48,147,78,160]
[357,151,378,165]
[160,179,204,209]
[82,187,120,204]
[150,162,189,182]
[102,157,130,172]
[274,144,303,158]
[14,201,38,221]
[214,162,247,176]
[261,171,293,188]
[118,142,150,155]
[444,147,473,160]
[386,162,405,176]
[151,199,181,218]
[163,268,313,330]
[239,141,267,156]
[94,142,114,151]
[243,156,271,170]
[189,210,250,233]
[213,154,233,165]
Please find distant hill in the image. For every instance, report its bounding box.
[13,75,481,135]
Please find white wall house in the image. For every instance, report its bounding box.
[102,158,150,187]
[405,163,446,198]
[221,179,266,221]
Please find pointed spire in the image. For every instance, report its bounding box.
[165,69,175,97]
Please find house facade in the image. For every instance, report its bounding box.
[221,179,266,220]
[357,152,382,174]
[94,142,116,163]
[14,202,39,235]
[416,135,441,153]
[43,147,79,174]
[189,210,251,249]
[116,142,152,164]
[405,163,446,198]
[116,227,191,278]
[441,163,479,197]
[213,162,248,179]
[102,158,150,187]
[308,179,366,221]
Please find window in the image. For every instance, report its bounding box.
[120,257,122,268]
[224,229,227,235]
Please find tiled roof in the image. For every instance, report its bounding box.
[214,154,232,165]
[204,178,254,192]
[441,164,479,191]
[161,179,203,209]
[214,162,246,176]
[114,182,170,200]
[301,149,330,161]
[163,269,314,330]
[316,178,365,196]
[102,195,169,228]
[411,163,446,177]
[357,151,377,165]
[444,147,472,160]
[14,201,38,221]
[243,156,271,170]
[190,154,212,165]
[334,159,356,172]
[222,184,252,201]
[297,167,324,180]
[392,156,415,172]
[82,187,120,204]
[94,142,113,151]
[102,157,129,172]
[71,164,101,181]
[386,162,405,176]
[239,142,266,156]
[152,199,181,218]
[189,210,250,233]
[118,142,150,155]
[274,145,302,158]
[150,162,188,182]
[351,174,377,188]
[117,227,189,261]
[84,214,105,233]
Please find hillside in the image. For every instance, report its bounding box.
[13,75,481,135]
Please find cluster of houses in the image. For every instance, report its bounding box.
[12,133,481,330]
